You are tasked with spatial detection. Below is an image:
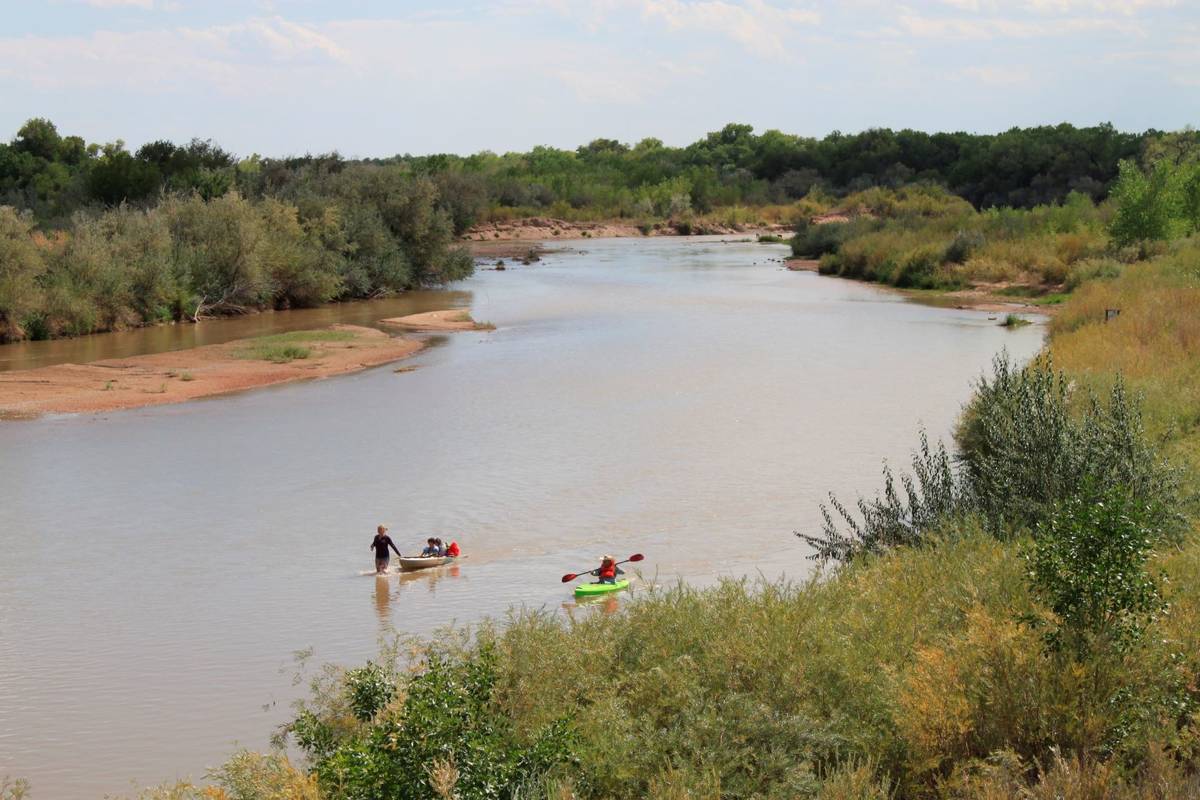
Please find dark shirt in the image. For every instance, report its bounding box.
[372,534,400,559]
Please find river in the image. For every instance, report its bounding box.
[0,237,1044,797]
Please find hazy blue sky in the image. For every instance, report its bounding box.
[1,0,1196,157]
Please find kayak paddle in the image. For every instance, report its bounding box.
[561,553,644,583]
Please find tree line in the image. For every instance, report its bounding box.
[4,118,1194,228]
[1,118,1195,344]
[0,120,475,343]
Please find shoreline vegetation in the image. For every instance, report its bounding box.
[5,121,1200,797]
[4,118,1192,346]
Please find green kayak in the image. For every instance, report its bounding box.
[574,579,629,598]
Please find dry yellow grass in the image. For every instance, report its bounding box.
[1050,244,1200,490]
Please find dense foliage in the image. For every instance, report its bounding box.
[2,119,1195,343]
[0,171,473,343]
[793,143,1200,293]
[283,644,576,800]
[792,185,1114,289]
[2,119,1190,229]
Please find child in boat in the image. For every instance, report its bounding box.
[420,537,439,556]
[594,554,623,585]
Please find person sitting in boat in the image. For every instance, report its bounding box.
[420,537,440,557]
[433,538,446,556]
[445,540,461,558]
[593,554,623,585]
[370,525,402,574]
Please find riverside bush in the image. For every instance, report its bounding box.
[0,185,474,342]
[800,355,1181,563]
[960,356,1181,538]
[1025,483,1165,657]
[293,644,577,800]
[801,189,1107,290]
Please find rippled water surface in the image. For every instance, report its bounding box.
[0,237,1044,797]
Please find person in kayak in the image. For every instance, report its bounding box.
[593,554,623,585]
[371,525,401,574]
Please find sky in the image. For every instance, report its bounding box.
[0,0,1196,158]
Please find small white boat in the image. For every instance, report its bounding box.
[397,555,456,572]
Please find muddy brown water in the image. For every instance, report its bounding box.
[0,237,1045,797]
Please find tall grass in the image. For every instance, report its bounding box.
[1050,240,1200,503]
[796,189,1110,290]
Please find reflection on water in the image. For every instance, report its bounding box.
[0,237,1045,797]
[565,593,623,615]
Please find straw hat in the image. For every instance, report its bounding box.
[601,554,613,561]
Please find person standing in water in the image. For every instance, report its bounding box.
[370,525,401,574]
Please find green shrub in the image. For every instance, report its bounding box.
[1065,257,1123,291]
[344,661,395,722]
[305,644,577,800]
[792,219,855,257]
[803,356,1181,563]
[0,207,45,342]
[943,229,985,264]
[798,432,970,562]
[959,356,1181,538]
[1025,482,1166,657]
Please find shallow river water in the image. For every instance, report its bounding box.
[0,237,1044,797]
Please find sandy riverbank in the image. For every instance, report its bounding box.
[0,325,424,419]
[379,309,493,332]
[463,216,789,255]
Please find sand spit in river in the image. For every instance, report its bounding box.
[0,325,423,419]
[379,309,493,332]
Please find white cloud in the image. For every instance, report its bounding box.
[640,0,819,59]
[79,0,160,8]
[1022,0,1176,13]
[895,9,1135,38]
[0,17,357,94]
[508,0,819,60]
[961,64,1033,85]
[936,0,1176,13]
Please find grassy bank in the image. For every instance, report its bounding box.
[791,185,1115,292]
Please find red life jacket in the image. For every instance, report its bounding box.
[446,541,460,557]
[599,559,616,579]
